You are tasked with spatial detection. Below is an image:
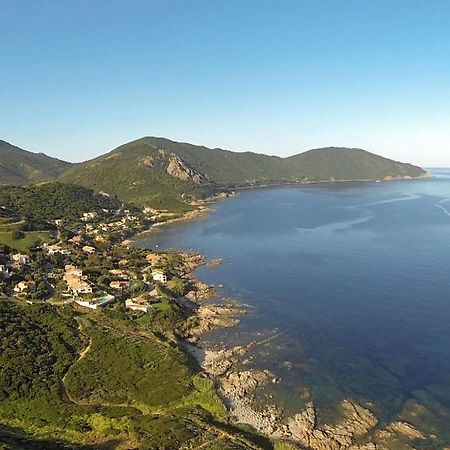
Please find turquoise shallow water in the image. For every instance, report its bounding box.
[136,171,450,441]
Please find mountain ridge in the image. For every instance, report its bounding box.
[60,136,428,209]
[0,140,71,185]
[0,137,429,210]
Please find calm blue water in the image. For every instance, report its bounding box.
[136,171,450,440]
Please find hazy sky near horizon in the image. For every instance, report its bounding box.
[1,0,450,166]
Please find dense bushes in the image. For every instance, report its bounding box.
[0,301,83,401]
[0,183,121,223]
[65,328,192,408]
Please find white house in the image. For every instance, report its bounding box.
[12,253,30,265]
[125,297,152,313]
[109,280,130,289]
[81,211,98,222]
[64,266,92,295]
[45,244,71,256]
[152,269,167,283]
[14,280,36,293]
[64,265,83,277]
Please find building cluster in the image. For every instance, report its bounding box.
[64,265,93,295]
[0,204,179,314]
[0,252,36,296]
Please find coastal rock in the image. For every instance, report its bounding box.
[179,253,381,449]
[285,400,378,450]
[221,369,272,399]
[202,343,285,436]
[229,401,283,436]
[208,258,223,269]
[385,421,424,439]
[287,402,316,442]
[182,252,206,271]
[188,304,243,337]
[203,345,251,376]
[185,281,215,301]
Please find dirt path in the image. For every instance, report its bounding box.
[61,334,92,404]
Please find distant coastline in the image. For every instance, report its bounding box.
[126,171,434,246]
[129,171,445,448]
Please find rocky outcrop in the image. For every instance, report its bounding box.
[203,345,251,376]
[385,421,423,439]
[222,369,272,399]
[374,420,425,448]
[166,154,210,184]
[201,342,379,448]
[202,344,283,433]
[185,281,216,301]
[188,304,243,337]
[208,258,223,269]
[178,250,382,450]
[138,155,154,167]
[282,400,378,449]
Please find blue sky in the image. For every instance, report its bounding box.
[1,0,450,165]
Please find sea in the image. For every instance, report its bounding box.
[135,169,450,444]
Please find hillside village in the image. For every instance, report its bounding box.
[0,200,195,314]
[0,182,269,450]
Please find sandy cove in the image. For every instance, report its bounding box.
[121,207,211,247]
[122,191,235,247]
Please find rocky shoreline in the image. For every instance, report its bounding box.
[174,252,431,450]
[128,185,437,449]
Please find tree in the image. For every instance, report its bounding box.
[167,277,185,297]
[11,230,25,240]
[32,281,49,300]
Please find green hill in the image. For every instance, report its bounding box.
[0,182,121,223]
[0,183,122,250]
[0,137,428,211]
[60,137,427,209]
[0,140,71,185]
[285,147,426,181]
[0,301,270,449]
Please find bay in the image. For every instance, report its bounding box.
[135,170,450,442]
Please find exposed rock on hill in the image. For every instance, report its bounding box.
[166,154,210,184]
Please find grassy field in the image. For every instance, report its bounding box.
[152,296,171,311]
[0,230,54,251]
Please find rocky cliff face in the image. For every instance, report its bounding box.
[166,154,210,184]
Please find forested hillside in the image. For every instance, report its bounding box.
[0,136,428,211]
[0,141,70,185]
[0,182,121,223]
[285,147,426,181]
[60,136,428,208]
